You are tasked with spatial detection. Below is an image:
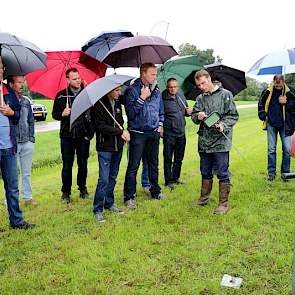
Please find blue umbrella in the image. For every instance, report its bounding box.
[82,30,133,62]
[248,48,295,75]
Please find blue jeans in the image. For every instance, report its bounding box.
[17,141,34,200]
[141,151,150,188]
[0,148,24,226]
[267,124,291,176]
[199,152,230,182]
[124,131,161,201]
[93,148,123,213]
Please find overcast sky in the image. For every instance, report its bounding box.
[1,0,295,81]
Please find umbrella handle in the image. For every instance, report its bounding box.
[98,100,123,130]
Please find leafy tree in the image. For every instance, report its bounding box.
[178,43,222,65]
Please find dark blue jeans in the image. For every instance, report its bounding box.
[0,148,24,226]
[124,131,161,201]
[267,124,291,176]
[93,148,123,213]
[60,137,90,194]
[163,134,186,184]
[141,150,150,188]
[199,152,230,183]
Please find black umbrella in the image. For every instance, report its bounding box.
[184,63,247,100]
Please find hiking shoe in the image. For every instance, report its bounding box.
[142,186,151,195]
[214,204,230,215]
[124,199,137,209]
[94,212,106,223]
[79,189,90,199]
[174,179,185,185]
[23,199,38,206]
[108,206,124,215]
[61,193,71,204]
[153,193,166,200]
[11,221,36,230]
[165,182,175,191]
[267,174,276,181]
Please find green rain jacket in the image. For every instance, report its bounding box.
[191,87,239,153]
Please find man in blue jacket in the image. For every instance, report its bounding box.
[0,57,35,229]
[123,63,165,208]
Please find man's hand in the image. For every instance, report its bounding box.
[197,112,207,121]
[62,107,71,117]
[279,95,287,104]
[215,122,224,133]
[0,103,14,117]
[121,130,130,142]
[140,85,151,100]
[186,107,193,115]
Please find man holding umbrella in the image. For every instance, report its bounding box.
[52,68,94,204]
[123,63,165,208]
[0,57,35,229]
[191,69,239,214]
[258,74,295,181]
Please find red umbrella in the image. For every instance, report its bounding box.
[26,51,107,99]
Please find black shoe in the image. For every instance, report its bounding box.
[11,221,36,230]
[80,189,90,199]
[267,175,276,181]
[165,182,175,190]
[174,179,185,185]
[61,193,71,204]
[153,193,166,200]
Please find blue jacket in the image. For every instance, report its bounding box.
[3,84,21,153]
[124,78,164,132]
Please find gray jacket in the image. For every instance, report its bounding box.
[14,96,35,143]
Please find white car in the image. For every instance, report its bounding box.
[23,96,48,121]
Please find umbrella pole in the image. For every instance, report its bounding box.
[98,100,123,130]
[66,84,69,108]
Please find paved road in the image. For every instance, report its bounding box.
[35,104,257,133]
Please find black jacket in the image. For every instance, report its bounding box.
[258,86,295,136]
[162,89,189,137]
[91,95,124,152]
[52,85,94,139]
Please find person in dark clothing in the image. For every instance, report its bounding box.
[123,63,165,209]
[52,68,94,203]
[162,78,192,190]
[91,86,130,223]
[258,74,295,181]
[0,57,35,229]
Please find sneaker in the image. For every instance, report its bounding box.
[267,174,276,181]
[174,179,185,185]
[108,206,124,214]
[23,199,38,206]
[124,199,137,209]
[95,212,106,223]
[153,193,166,200]
[142,186,150,195]
[11,221,36,230]
[165,182,175,190]
[61,193,71,204]
[80,189,90,199]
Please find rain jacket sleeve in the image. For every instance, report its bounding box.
[258,89,269,121]
[52,92,64,121]
[191,95,203,125]
[125,87,145,121]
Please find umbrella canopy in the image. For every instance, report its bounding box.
[70,74,133,128]
[0,32,47,77]
[102,35,178,68]
[157,55,203,92]
[248,48,295,75]
[26,51,107,99]
[82,30,134,61]
[185,63,247,100]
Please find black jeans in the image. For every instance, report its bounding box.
[124,131,161,201]
[199,152,230,183]
[60,137,90,194]
[163,134,186,184]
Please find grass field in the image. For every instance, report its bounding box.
[0,107,294,294]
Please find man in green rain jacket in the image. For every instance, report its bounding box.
[191,70,239,214]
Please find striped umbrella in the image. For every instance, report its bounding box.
[248,48,295,75]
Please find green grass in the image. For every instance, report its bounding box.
[0,108,294,294]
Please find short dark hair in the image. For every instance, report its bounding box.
[7,76,15,84]
[167,77,177,84]
[140,63,156,76]
[65,67,79,78]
